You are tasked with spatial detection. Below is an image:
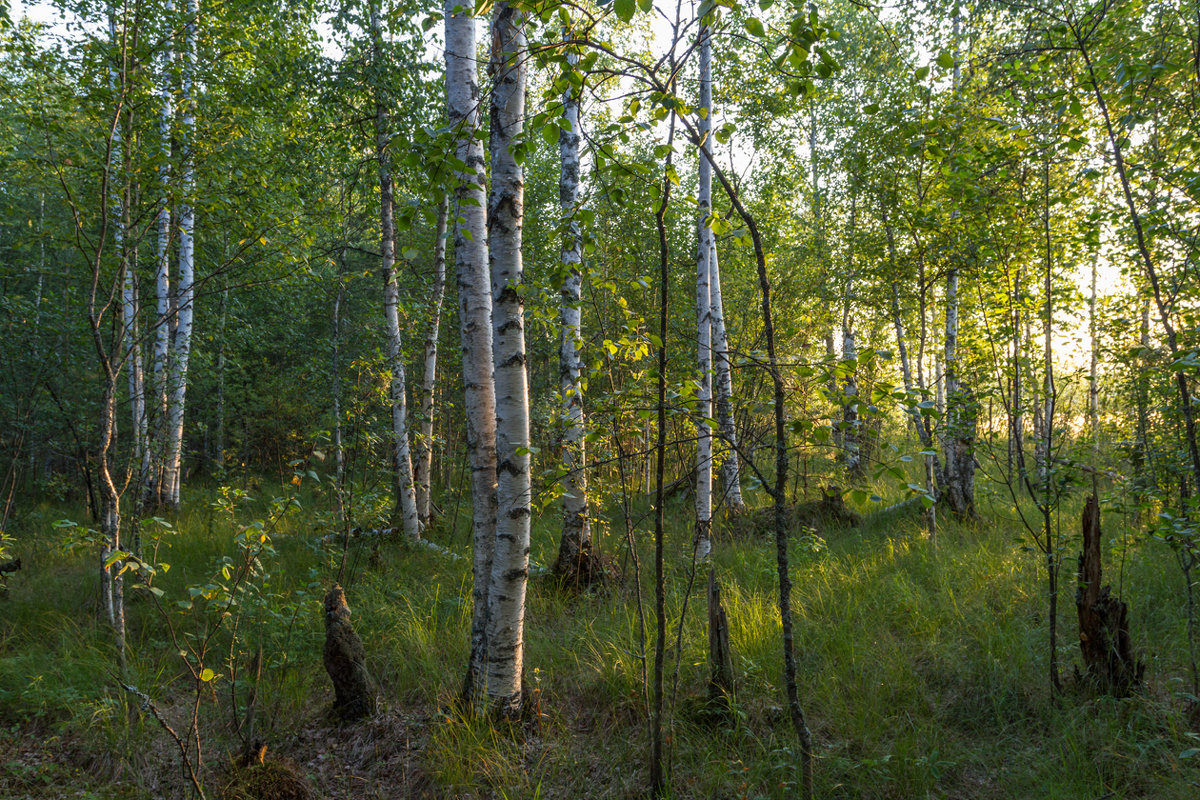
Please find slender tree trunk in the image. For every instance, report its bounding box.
[650,112,676,800]
[884,209,922,441]
[213,284,228,472]
[93,10,127,675]
[1010,266,1023,479]
[841,199,860,481]
[698,25,744,513]
[1134,297,1152,497]
[553,37,592,579]
[1029,316,1044,477]
[694,22,715,560]
[119,120,147,508]
[689,102,815,800]
[165,0,198,510]
[1089,248,1099,454]
[1041,157,1061,695]
[942,265,959,502]
[445,0,496,703]
[709,239,743,509]
[917,255,937,534]
[941,259,975,517]
[97,373,126,677]
[416,196,449,527]
[332,225,346,501]
[145,3,172,509]
[1075,27,1200,497]
[485,1,530,718]
[371,2,419,539]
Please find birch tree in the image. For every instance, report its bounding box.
[371,1,419,539]
[937,5,976,518]
[693,17,718,559]
[144,2,173,509]
[445,0,496,702]
[110,9,147,512]
[484,0,531,718]
[553,35,592,580]
[164,0,198,510]
[708,218,743,510]
[415,196,449,526]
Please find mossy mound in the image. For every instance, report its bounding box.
[729,487,862,540]
[222,758,314,800]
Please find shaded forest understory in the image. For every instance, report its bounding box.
[2,480,1199,799]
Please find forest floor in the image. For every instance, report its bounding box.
[1,478,1199,799]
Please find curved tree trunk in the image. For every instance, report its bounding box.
[371,2,419,539]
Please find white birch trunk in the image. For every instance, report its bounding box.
[485,1,530,718]
[553,40,592,577]
[416,196,449,526]
[123,240,148,493]
[146,16,172,506]
[701,27,744,512]
[445,0,497,702]
[371,2,420,539]
[165,0,198,510]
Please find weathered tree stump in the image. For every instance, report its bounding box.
[322,584,375,720]
[707,569,735,710]
[1076,494,1143,696]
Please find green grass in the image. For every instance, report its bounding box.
[1,480,1199,799]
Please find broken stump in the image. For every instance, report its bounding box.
[707,569,735,710]
[1076,494,1143,696]
[323,583,375,720]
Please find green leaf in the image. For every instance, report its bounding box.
[744,17,766,38]
[863,103,879,114]
[915,66,930,81]
[936,51,955,69]
[614,0,635,22]
[638,0,653,11]
[200,668,215,682]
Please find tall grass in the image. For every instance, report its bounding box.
[1,480,1198,798]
